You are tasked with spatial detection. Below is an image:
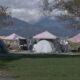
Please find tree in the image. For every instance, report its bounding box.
[63,0,80,29]
[39,0,66,16]
[39,0,80,29]
[0,5,12,27]
[64,0,80,17]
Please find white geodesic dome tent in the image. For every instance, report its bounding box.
[33,40,55,53]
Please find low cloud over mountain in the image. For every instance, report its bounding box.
[0,0,68,22]
[0,17,80,38]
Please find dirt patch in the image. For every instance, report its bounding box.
[0,71,15,80]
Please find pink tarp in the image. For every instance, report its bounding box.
[4,33,25,40]
[68,33,80,43]
[33,31,57,39]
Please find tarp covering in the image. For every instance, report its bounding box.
[33,31,57,39]
[68,33,80,43]
[4,33,25,40]
[33,40,56,53]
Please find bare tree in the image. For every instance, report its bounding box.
[0,5,12,27]
[39,0,80,29]
[63,0,80,29]
[39,0,66,16]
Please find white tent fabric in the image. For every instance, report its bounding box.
[33,31,57,39]
[33,40,55,53]
[4,33,25,40]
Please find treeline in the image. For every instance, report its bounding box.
[64,0,80,17]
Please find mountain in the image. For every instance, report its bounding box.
[0,16,80,38]
[33,17,80,37]
[0,17,40,38]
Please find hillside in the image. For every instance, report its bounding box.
[0,17,80,38]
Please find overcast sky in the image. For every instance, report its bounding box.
[0,0,68,22]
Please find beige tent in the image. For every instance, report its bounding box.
[4,33,25,50]
[33,31,57,40]
[4,33,25,40]
[0,36,6,40]
[68,33,80,43]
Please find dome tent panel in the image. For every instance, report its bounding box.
[33,40,56,53]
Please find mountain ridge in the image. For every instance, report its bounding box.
[0,17,80,38]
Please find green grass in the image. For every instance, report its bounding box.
[1,54,80,80]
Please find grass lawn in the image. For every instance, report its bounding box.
[0,53,80,80]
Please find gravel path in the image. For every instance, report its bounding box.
[0,71,15,80]
[0,77,14,80]
[10,51,80,55]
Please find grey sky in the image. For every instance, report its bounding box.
[0,0,68,22]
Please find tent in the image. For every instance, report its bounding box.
[68,33,80,43]
[0,36,6,39]
[33,31,57,40]
[4,33,25,40]
[4,33,26,50]
[33,40,55,53]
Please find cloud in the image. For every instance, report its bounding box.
[11,8,26,13]
[10,8,42,22]
[0,0,42,22]
[0,0,69,22]
[51,9,68,16]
